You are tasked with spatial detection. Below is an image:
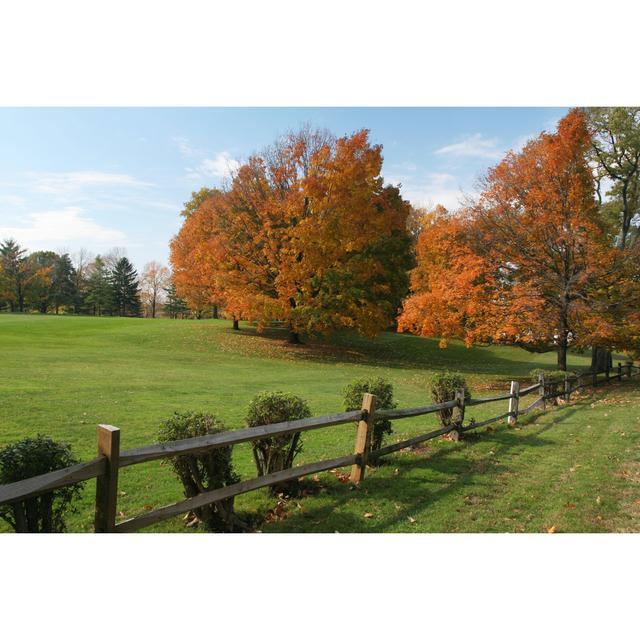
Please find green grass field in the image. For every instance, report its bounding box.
[0,314,638,533]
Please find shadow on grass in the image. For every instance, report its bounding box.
[263,413,569,533]
[219,323,594,379]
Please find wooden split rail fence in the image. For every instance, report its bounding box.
[1,363,639,533]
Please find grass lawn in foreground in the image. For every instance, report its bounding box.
[0,314,637,533]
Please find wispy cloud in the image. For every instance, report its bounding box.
[435,133,502,160]
[0,207,127,251]
[387,169,470,211]
[31,171,153,195]
[511,132,536,152]
[0,194,26,207]
[186,151,240,181]
[172,136,196,157]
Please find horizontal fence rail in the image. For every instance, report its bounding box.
[376,399,458,421]
[116,454,358,533]
[119,410,364,468]
[1,362,638,532]
[0,457,106,506]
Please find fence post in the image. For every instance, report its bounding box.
[95,424,120,533]
[627,363,633,379]
[592,369,598,388]
[449,388,466,441]
[618,362,623,381]
[350,393,376,484]
[508,381,519,426]
[605,364,610,383]
[564,373,571,403]
[538,373,546,410]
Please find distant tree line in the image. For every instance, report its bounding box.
[0,242,182,318]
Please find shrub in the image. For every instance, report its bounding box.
[343,377,397,455]
[0,435,83,533]
[529,368,567,383]
[430,372,470,428]
[245,391,311,494]
[159,412,242,532]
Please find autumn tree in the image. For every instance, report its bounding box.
[170,188,227,321]
[398,207,502,348]
[0,239,29,312]
[400,110,635,370]
[180,187,220,218]
[171,127,414,342]
[24,251,58,314]
[140,261,170,318]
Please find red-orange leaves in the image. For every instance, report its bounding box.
[399,110,638,369]
[170,127,414,339]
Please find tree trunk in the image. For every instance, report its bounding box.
[591,346,612,372]
[212,305,219,319]
[232,318,239,330]
[557,304,569,371]
[557,343,567,371]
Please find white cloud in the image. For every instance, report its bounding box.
[511,132,536,152]
[173,136,195,157]
[0,207,127,251]
[32,171,153,195]
[186,151,240,181]
[435,133,502,159]
[0,194,26,207]
[387,171,471,211]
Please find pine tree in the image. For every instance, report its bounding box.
[51,253,77,314]
[163,282,189,318]
[110,257,141,317]
[86,256,113,316]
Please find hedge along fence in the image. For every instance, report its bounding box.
[1,363,639,533]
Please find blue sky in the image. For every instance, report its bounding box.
[0,107,568,270]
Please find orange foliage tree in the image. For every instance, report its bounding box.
[399,109,640,369]
[170,127,414,342]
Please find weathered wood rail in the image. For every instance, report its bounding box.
[1,363,638,533]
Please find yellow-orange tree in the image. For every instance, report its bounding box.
[400,109,639,369]
[171,128,414,341]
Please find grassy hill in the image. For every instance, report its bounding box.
[0,314,637,533]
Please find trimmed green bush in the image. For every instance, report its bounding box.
[430,372,470,428]
[343,377,397,455]
[159,412,242,532]
[529,368,567,383]
[0,435,83,532]
[245,391,311,493]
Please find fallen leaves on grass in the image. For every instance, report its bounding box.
[547,525,557,533]
[264,499,288,524]
[363,512,374,519]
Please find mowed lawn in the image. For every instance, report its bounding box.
[0,314,638,533]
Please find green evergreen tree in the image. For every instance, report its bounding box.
[110,257,141,317]
[51,253,77,314]
[163,282,189,318]
[86,256,112,316]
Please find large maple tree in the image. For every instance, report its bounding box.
[170,128,414,341]
[399,109,639,369]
